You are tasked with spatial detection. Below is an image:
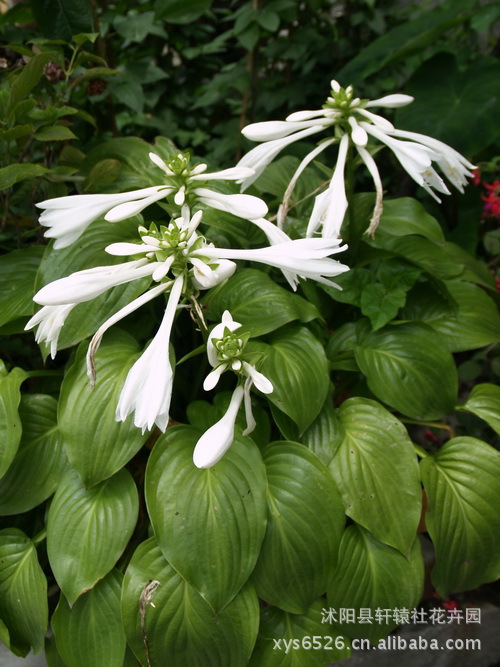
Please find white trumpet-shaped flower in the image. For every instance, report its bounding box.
[36,152,267,249]
[193,310,273,468]
[115,275,183,432]
[25,303,76,359]
[237,79,475,236]
[192,385,245,468]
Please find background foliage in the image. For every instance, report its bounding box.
[1,0,500,665]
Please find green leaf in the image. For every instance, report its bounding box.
[360,283,406,330]
[336,0,474,83]
[249,600,351,666]
[204,268,319,337]
[35,217,151,351]
[52,570,127,667]
[355,322,458,420]
[7,51,61,113]
[33,125,77,141]
[457,383,500,435]
[0,246,44,328]
[108,77,145,113]
[0,163,50,190]
[0,124,33,142]
[420,437,500,596]
[396,53,500,155]
[0,394,68,515]
[301,398,345,467]
[0,363,28,479]
[145,425,267,613]
[372,236,463,281]
[376,198,445,242]
[252,442,344,613]
[0,528,48,656]
[327,525,424,643]
[323,268,374,306]
[121,537,259,665]
[257,325,329,434]
[58,330,148,486]
[403,280,500,352]
[47,467,138,605]
[331,398,421,555]
[154,0,212,23]
[28,0,93,40]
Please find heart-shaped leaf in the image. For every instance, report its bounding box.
[145,425,267,612]
[457,383,500,435]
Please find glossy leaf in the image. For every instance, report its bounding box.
[146,425,267,612]
[360,283,406,331]
[396,53,500,155]
[0,528,48,656]
[376,197,445,242]
[327,525,424,643]
[301,398,345,467]
[355,322,457,420]
[257,325,329,434]
[249,599,351,666]
[0,363,28,479]
[0,246,44,328]
[204,268,318,337]
[457,383,500,435]
[252,442,344,613]
[403,280,500,352]
[52,570,126,667]
[0,394,68,515]
[58,330,148,486]
[47,467,138,605]
[331,398,421,555]
[34,125,78,141]
[420,437,500,596]
[121,537,259,665]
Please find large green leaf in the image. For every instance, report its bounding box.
[0,163,50,191]
[0,528,48,656]
[327,525,424,644]
[331,398,421,555]
[420,437,500,597]
[0,246,44,329]
[0,362,28,479]
[396,53,500,155]
[121,537,259,665]
[252,442,344,613]
[154,0,213,23]
[375,197,445,243]
[6,51,61,114]
[355,322,457,420]
[204,268,319,337]
[249,599,351,666]
[58,330,148,486]
[457,383,500,435]
[0,394,68,515]
[300,398,345,467]
[35,217,151,351]
[256,325,329,434]
[47,467,138,605]
[28,0,93,40]
[52,570,127,667]
[403,280,500,352]
[145,425,267,613]
[336,0,474,83]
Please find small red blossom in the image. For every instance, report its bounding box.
[471,168,481,186]
[441,599,459,612]
[424,429,440,443]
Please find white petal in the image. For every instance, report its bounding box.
[355,108,395,132]
[286,109,328,122]
[193,188,268,220]
[242,362,273,394]
[105,242,157,256]
[242,119,327,141]
[191,258,236,290]
[348,116,368,147]
[25,303,75,358]
[206,313,241,368]
[105,188,171,222]
[366,94,414,108]
[192,386,245,468]
[34,259,155,305]
[149,152,171,174]
[190,167,255,181]
[321,133,350,238]
[202,364,228,391]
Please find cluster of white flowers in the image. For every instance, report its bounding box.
[27,80,475,468]
[237,79,475,237]
[27,150,349,466]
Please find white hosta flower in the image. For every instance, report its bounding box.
[238,79,475,235]
[116,276,183,433]
[33,259,159,306]
[25,303,75,359]
[192,385,245,468]
[194,237,349,289]
[36,152,267,249]
[36,187,166,249]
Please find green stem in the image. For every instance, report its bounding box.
[402,418,456,440]
[413,443,430,459]
[32,528,47,546]
[26,369,64,379]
